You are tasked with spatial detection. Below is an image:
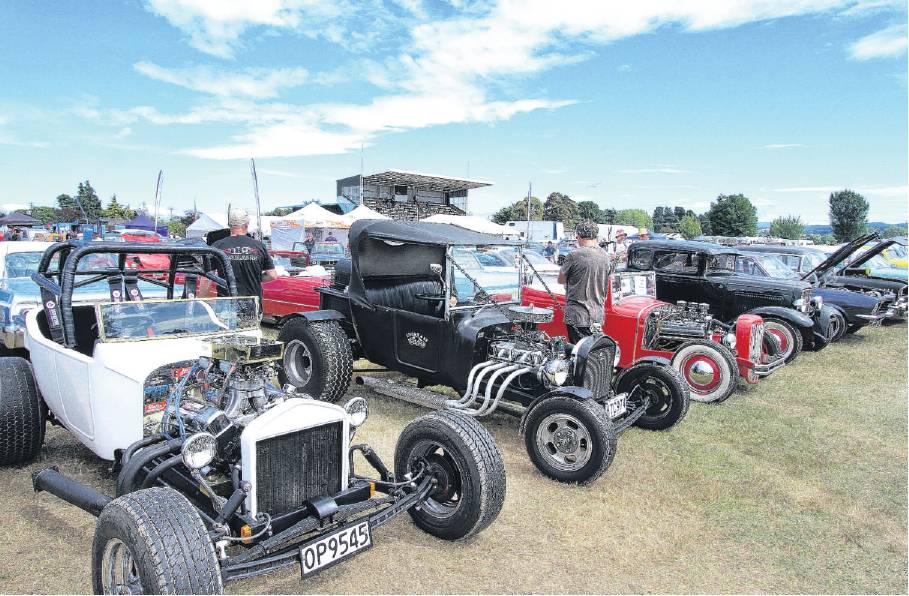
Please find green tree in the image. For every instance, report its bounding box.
[577,200,606,223]
[706,194,758,236]
[614,208,653,230]
[56,193,78,218]
[678,214,703,239]
[491,197,543,224]
[265,207,294,216]
[29,205,64,224]
[880,225,907,238]
[103,194,133,220]
[698,213,713,235]
[828,189,869,242]
[543,192,579,227]
[166,220,186,238]
[769,215,805,239]
[76,180,103,220]
[601,208,616,224]
[659,205,679,233]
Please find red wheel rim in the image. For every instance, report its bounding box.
[680,354,722,393]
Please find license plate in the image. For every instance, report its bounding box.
[605,394,627,419]
[299,520,372,577]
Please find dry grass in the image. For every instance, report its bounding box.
[1,325,906,594]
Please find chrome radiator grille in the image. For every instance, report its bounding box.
[255,423,343,517]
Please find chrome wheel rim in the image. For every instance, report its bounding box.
[285,340,313,386]
[680,353,721,393]
[535,413,592,472]
[101,538,143,595]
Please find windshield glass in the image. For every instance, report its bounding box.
[450,246,522,307]
[97,297,258,342]
[4,251,44,278]
[755,254,800,279]
[314,242,344,255]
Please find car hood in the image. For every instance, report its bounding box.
[812,287,879,312]
[713,271,811,295]
[801,232,879,280]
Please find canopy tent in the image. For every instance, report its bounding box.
[185,213,226,238]
[421,214,509,236]
[286,203,347,227]
[124,213,168,237]
[340,204,389,225]
[0,211,41,227]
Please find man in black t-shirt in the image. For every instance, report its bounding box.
[212,207,277,306]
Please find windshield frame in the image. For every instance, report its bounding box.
[447,244,523,313]
[95,295,260,343]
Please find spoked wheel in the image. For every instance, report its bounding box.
[761,318,802,364]
[671,340,738,403]
[394,411,505,540]
[828,311,847,342]
[523,395,617,485]
[100,538,143,595]
[616,363,690,431]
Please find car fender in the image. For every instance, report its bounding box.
[571,334,617,386]
[745,306,813,329]
[518,386,594,434]
[283,309,346,324]
[614,357,671,388]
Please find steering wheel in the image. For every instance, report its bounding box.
[110,313,156,337]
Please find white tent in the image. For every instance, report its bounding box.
[421,214,510,236]
[341,204,389,225]
[185,213,226,238]
[286,203,346,227]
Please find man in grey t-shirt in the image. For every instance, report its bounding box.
[558,220,614,344]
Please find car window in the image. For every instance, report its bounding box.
[800,252,823,273]
[475,252,510,267]
[707,254,735,272]
[756,254,800,279]
[774,254,801,270]
[4,251,46,278]
[734,257,760,275]
[628,248,653,270]
[653,251,699,274]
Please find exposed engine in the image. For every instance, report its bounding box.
[142,336,289,445]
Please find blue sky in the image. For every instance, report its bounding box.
[0,0,906,224]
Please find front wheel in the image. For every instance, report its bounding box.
[92,487,222,595]
[827,311,847,342]
[278,318,353,403]
[616,363,690,431]
[394,411,506,540]
[522,396,617,485]
[670,340,738,403]
[761,317,803,364]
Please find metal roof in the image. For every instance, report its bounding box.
[350,219,514,247]
[361,170,492,192]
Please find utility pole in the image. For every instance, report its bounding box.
[152,170,164,234]
[525,182,532,243]
[250,158,263,240]
[359,144,364,206]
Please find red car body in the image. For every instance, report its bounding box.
[261,274,328,323]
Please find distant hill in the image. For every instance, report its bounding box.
[757,221,907,234]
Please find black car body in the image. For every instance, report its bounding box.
[733,248,886,336]
[626,240,830,359]
[278,220,691,485]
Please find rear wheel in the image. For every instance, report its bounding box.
[278,318,353,403]
[394,411,505,540]
[92,487,222,595]
[0,357,45,465]
[670,341,738,403]
[522,395,617,485]
[761,317,802,364]
[616,363,690,430]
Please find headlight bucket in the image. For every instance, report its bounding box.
[540,358,570,387]
[344,397,369,428]
[181,432,217,470]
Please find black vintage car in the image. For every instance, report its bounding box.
[626,240,830,363]
[277,220,691,486]
[734,248,886,340]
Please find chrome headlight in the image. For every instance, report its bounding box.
[811,296,823,309]
[541,358,570,386]
[181,432,217,470]
[793,298,806,312]
[722,333,736,350]
[344,397,369,428]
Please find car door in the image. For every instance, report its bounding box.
[652,250,706,304]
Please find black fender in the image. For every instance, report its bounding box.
[746,306,813,329]
[282,309,346,325]
[808,305,832,350]
[571,334,617,387]
[614,358,670,389]
[518,386,593,434]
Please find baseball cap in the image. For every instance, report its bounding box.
[228,207,250,227]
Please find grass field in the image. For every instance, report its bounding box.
[1,325,906,594]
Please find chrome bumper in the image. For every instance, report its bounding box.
[750,357,786,377]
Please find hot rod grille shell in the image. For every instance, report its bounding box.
[254,422,343,517]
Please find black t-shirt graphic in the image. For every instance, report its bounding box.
[212,234,274,302]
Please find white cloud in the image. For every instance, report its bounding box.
[772,184,908,197]
[848,24,908,60]
[763,143,806,149]
[134,61,310,98]
[1,203,30,212]
[617,166,694,174]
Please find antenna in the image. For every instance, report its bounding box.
[359,144,364,206]
[250,158,262,240]
[153,170,164,235]
[525,182,532,243]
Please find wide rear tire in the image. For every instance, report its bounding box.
[670,340,738,403]
[394,411,506,540]
[522,395,617,485]
[616,363,690,431]
[0,357,45,465]
[92,487,222,595]
[761,317,802,364]
[278,318,353,403]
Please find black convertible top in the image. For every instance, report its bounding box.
[349,219,515,248]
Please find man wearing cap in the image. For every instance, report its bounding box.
[608,228,628,269]
[558,220,614,344]
[212,207,277,308]
[638,227,650,241]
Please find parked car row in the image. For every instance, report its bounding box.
[0,225,903,594]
